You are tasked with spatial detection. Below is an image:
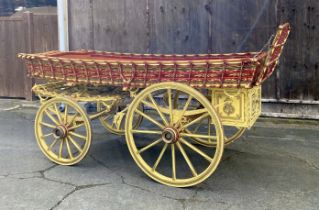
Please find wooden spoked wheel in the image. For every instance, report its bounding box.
[97,101,143,135]
[35,97,92,165]
[186,120,246,147]
[224,126,246,145]
[125,82,224,187]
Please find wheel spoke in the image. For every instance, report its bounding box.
[69,131,87,140]
[54,104,63,124]
[192,118,205,134]
[68,113,79,126]
[63,105,68,124]
[135,109,164,129]
[65,138,74,159]
[208,118,211,143]
[41,133,53,139]
[68,136,83,153]
[152,143,168,171]
[176,96,193,123]
[44,110,60,125]
[132,130,162,135]
[180,132,217,141]
[68,122,85,130]
[167,89,173,123]
[171,144,176,180]
[47,138,59,151]
[138,138,162,154]
[147,94,168,125]
[40,122,56,129]
[181,113,210,130]
[173,91,180,109]
[102,115,111,121]
[58,139,64,159]
[176,142,198,177]
[180,138,213,162]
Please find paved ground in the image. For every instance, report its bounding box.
[0,99,318,210]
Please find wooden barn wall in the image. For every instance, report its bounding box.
[0,13,58,99]
[68,0,319,102]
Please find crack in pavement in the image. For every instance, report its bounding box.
[0,164,57,179]
[120,175,200,209]
[89,154,112,170]
[120,175,151,193]
[48,183,112,210]
[121,175,187,208]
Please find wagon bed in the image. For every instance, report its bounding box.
[18,23,290,90]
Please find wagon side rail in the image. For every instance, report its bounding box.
[256,23,291,84]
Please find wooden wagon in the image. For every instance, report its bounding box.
[18,23,290,187]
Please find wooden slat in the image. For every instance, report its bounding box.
[0,13,58,98]
[68,0,94,49]
[277,0,319,101]
[0,18,27,98]
[92,0,149,53]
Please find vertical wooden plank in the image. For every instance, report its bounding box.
[33,14,58,52]
[277,0,319,101]
[92,0,149,53]
[32,13,58,86]
[0,13,58,99]
[24,12,35,100]
[68,0,94,49]
[150,0,211,54]
[0,17,28,98]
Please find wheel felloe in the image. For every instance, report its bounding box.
[224,126,246,145]
[125,82,224,187]
[35,97,92,165]
[97,101,143,135]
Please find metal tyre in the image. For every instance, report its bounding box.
[125,82,224,187]
[35,97,92,165]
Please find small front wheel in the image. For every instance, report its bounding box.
[35,97,92,165]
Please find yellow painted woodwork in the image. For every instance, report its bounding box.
[211,85,261,128]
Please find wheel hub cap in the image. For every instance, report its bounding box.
[53,126,67,139]
[162,127,179,144]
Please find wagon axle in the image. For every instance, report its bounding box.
[53,126,68,139]
[162,127,179,144]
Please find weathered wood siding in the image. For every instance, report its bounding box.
[0,12,58,99]
[68,0,319,102]
[0,17,28,98]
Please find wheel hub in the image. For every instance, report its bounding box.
[162,127,179,144]
[53,126,68,139]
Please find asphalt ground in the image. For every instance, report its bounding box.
[0,99,318,210]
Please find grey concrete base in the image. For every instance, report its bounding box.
[0,102,318,210]
[262,102,319,119]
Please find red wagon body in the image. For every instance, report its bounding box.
[19,23,290,90]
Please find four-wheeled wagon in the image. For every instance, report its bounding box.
[18,23,290,187]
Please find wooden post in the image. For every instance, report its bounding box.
[24,11,35,100]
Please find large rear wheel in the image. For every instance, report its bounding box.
[125,82,224,187]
